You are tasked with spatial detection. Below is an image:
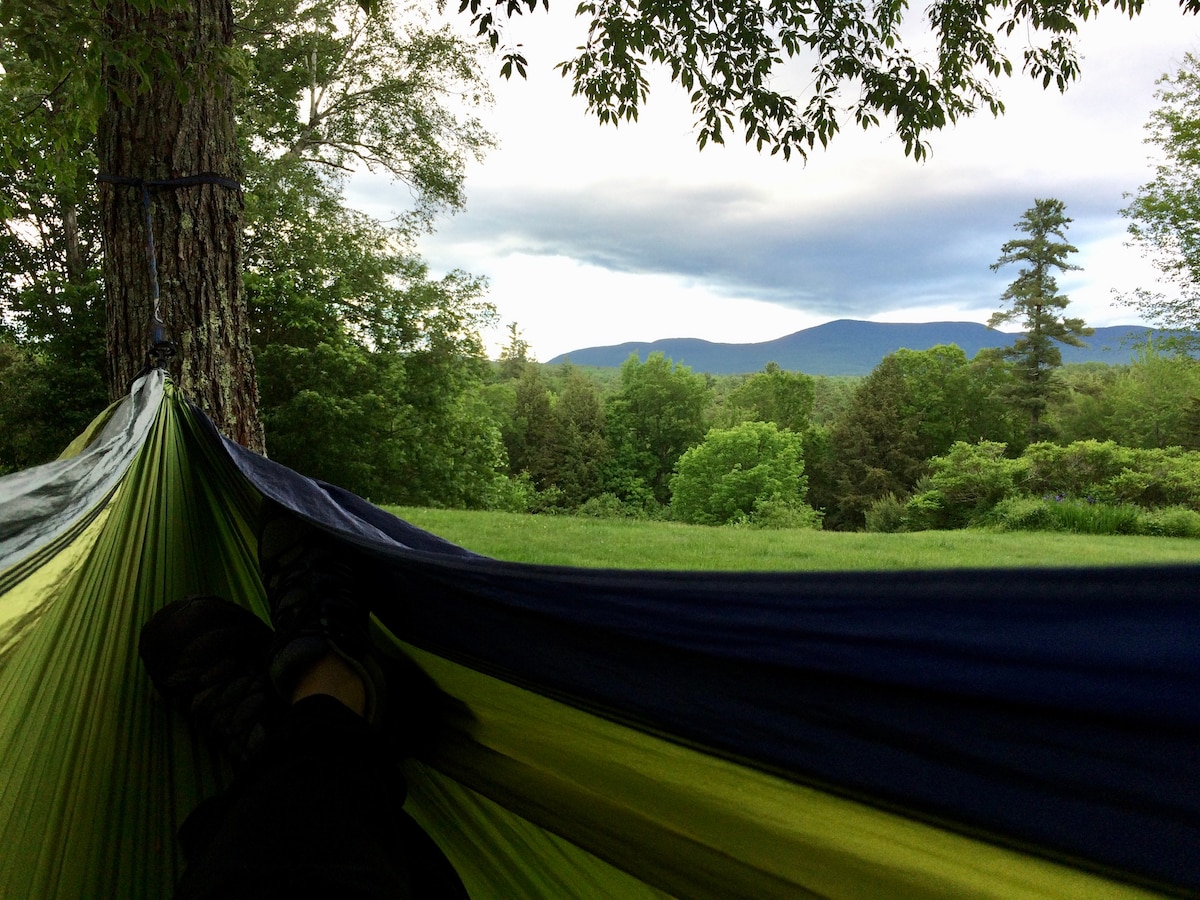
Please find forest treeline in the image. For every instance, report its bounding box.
[457,340,1200,536]
[11,322,1198,535]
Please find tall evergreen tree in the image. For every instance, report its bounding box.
[989,198,1092,441]
[550,365,609,507]
[506,364,556,482]
[826,354,925,530]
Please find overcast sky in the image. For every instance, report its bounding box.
[351,3,1200,361]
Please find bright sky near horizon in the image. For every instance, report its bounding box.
[349,3,1200,362]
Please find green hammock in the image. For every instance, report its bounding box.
[0,372,1192,898]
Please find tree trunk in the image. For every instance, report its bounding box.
[98,0,264,452]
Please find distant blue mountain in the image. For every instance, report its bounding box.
[547,319,1162,376]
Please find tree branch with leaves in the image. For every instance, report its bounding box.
[459,0,1198,160]
[1121,51,1200,341]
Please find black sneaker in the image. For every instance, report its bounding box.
[138,595,282,763]
[257,501,382,718]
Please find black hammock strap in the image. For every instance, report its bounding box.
[97,172,242,383]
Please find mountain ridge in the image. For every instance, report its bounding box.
[546,319,1162,375]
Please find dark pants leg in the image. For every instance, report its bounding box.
[176,694,466,899]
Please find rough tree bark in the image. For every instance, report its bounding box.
[98,0,264,451]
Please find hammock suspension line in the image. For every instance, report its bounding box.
[97,172,242,381]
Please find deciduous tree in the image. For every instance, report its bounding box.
[1,0,490,449]
[250,174,505,505]
[1106,341,1200,448]
[725,362,814,433]
[670,421,812,526]
[605,352,709,506]
[467,0,1196,160]
[1122,52,1200,339]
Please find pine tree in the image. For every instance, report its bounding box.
[989,198,1093,441]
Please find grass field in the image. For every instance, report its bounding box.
[386,507,1200,571]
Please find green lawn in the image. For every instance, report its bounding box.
[385,507,1200,571]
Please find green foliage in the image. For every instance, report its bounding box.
[605,353,710,506]
[863,493,910,534]
[576,492,652,520]
[549,365,610,506]
[798,423,836,518]
[810,376,858,426]
[498,363,610,509]
[246,154,508,507]
[497,322,533,379]
[823,344,1023,530]
[236,0,493,223]
[904,441,1023,530]
[0,0,498,498]
[986,496,1057,532]
[992,497,1143,536]
[0,8,104,200]
[724,362,814,432]
[1121,52,1200,338]
[1051,363,1121,444]
[669,421,815,527]
[975,439,1200,514]
[460,0,1174,160]
[0,334,105,473]
[0,281,107,472]
[1139,505,1200,538]
[256,340,394,495]
[1106,448,1200,509]
[989,198,1092,440]
[1020,440,1134,501]
[744,498,823,530]
[826,355,918,528]
[885,437,1200,535]
[504,364,555,483]
[989,495,1200,537]
[1104,342,1200,448]
[0,21,109,469]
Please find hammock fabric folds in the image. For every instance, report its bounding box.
[0,372,1197,898]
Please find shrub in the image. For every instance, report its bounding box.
[902,489,947,531]
[1113,448,1200,510]
[577,492,647,519]
[916,442,1022,527]
[1138,506,1200,538]
[1017,442,1200,512]
[489,472,539,513]
[748,497,823,530]
[864,493,909,533]
[670,421,813,526]
[1020,440,1133,501]
[988,496,1056,532]
[1062,441,1136,496]
[990,496,1144,535]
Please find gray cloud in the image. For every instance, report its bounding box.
[421,175,1132,320]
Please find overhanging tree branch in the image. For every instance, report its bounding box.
[460,0,1199,159]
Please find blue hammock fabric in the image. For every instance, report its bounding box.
[1,373,1198,898]
[218,389,1200,895]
